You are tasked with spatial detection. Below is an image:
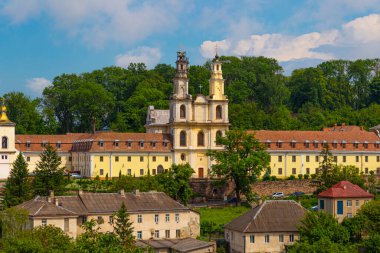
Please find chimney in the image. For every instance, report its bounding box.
[120,189,125,197]
[133,189,140,196]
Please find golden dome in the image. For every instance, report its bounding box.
[0,99,13,124]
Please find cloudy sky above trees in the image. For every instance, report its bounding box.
[1,0,380,95]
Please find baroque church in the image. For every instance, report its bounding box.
[1,51,380,180]
[146,51,229,177]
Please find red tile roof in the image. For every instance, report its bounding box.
[318,181,374,198]
[15,132,172,153]
[249,125,380,151]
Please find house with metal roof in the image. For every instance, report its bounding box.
[17,190,200,240]
[318,181,374,222]
[224,200,306,253]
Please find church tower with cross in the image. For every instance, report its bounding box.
[0,99,17,179]
[146,50,229,178]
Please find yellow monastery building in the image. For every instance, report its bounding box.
[1,51,380,179]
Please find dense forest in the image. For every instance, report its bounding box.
[2,57,380,134]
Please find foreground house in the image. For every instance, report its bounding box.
[318,181,373,222]
[18,190,200,240]
[224,200,306,253]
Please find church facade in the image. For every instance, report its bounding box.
[146,51,229,178]
[1,51,380,179]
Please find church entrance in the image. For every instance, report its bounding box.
[198,168,204,178]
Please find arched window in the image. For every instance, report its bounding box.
[180,105,186,119]
[180,131,186,147]
[2,136,8,149]
[216,105,222,119]
[216,131,222,145]
[157,165,164,174]
[197,131,205,147]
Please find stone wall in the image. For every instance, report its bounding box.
[189,179,318,201]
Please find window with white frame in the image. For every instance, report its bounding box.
[175,213,179,223]
[165,214,170,222]
[264,234,270,243]
[154,214,159,223]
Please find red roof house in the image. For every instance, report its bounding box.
[318,181,374,199]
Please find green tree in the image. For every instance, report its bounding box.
[33,145,65,196]
[43,74,81,133]
[207,130,270,204]
[3,92,44,134]
[72,81,115,133]
[113,203,134,247]
[0,207,29,238]
[157,163,194,206]
[367,171,378,195]
[317,144,336,188]
[3,153,32,207]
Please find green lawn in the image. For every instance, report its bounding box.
[197,205,251,227]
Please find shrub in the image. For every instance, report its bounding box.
[288,175,296,180]
[298,174,303,179]
[304,174,310,179]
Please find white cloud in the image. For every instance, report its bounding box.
[200,14,380,63]
[341,14,380,44]
[200,40,231,59]
[26,77,51,94]
[0,0,185,47]
[115,46,161,69]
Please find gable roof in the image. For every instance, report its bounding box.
[318,181,374,199]
[17,191,191,218]
[224,200,307,233]
[250,125,380,151]
[18,196,79,217]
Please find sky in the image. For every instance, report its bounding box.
[1,0,380,97]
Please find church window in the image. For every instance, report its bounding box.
[216,131,222,146]
[180,131,186,147]
[2,136,8,149]
[216,105,222,119]
[180,105,186,119]
[197,131,205,146]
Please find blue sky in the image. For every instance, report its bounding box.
[1,0,380,97]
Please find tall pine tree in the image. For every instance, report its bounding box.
[113,202,134,247]
[33,145,65,196]
[3,153,31,207]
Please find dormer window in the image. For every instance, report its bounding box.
[332,140,338,148]
[354,141,359,149]
[98,140,104,147]
[140,141,144,148]
[322,140,327,148]
[114,140,119,147]
[304,140,310,148]
[151,141,156,148]
[375,141,380,148]
[26,141,31,148]
[277,141,283,148]
[265,140,271,148]
[41,141,47,148]
[127,140,132,147]
[56,141,61,149]
[342,140,347,148]
[363,141,368,149]
[163,141,168,147]
[313,141,319,148]
[291,140,296,148]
